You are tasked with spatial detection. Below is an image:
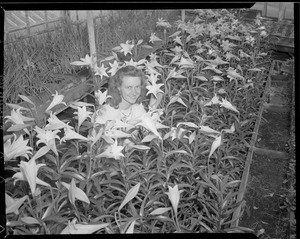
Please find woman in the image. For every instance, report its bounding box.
[94,65,162,149]
[107,65,148,124]
[96,65,161,124]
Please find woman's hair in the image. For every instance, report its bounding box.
[107,65,147,108]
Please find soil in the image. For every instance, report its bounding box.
[238,55,294,238]
[239,111,291,238]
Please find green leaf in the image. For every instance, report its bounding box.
[137,39,143,45]
[141,45,153,49]
[177,122,198,129]
[6,103,30,111]
[150,207,172,215]
[7,124,32,132]
[189,131,196,144]
[142,134,158,143]
[18,94,35,106]
[169,31,181,38]
[41,202,56,220]
[101,55,115,62]
[125,220,136,234]
[168,162,194,174]
[176,97,187,107]
[165,149,191,159]
[118,183,140,211]
[247,68,262,72]
[194,75,208,81]
[20,217,41,225]
[68,178,76,205]
[132,145,151,150]
[60,220,109,234]
[61,180,90,204]
[211,75,224,82]
[31,146,51,161]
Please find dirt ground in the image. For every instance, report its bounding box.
[238,53,293,238]
[239,111,291,238]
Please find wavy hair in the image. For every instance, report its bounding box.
[107,65,147,108]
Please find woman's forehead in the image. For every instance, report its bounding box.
[121,76,142,86]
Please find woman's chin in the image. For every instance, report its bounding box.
[128,99,137,104]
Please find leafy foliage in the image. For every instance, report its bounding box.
[4,9,274,234]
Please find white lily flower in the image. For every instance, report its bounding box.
[35,126,60,155]
[219,98,239,114]
[5,108,34,125]
[88,127,103,147]
[70,54,94,68]
[4,134,33,161]
[60,218,109,234]
[208,135,222,159]
[173,35,183,45]
[204,56,229,67]
[218,88,226,94]
[238,49,251,58]
[97,139,124,160]
[124,58,146,69]
[101,120,131,142]
[94,105,120,125]
[204,93,221,106]
[6,103,30,112]
[167,94,187,108]
[60,127,90,143]
[148,52,159,61]
[4,108,34,135]
[166,67,186,81]
[225,52,240,61]
[171,46,183,55]
[156,18,171,28]
[199,125,220,135]
[149,33,162,43]
[136,113,162,139]
[94,64,109,79]
[260,30,268,37]
[145,65,160,75]
[146,74,164,98]
[202,65,223,74]
[227,68,245,83]
[222,123,235,134]
[45,112,73,130]
[163,127,189,141]
[104,128,131,140]
[5,194,28,215]
[74,106,93,129]
[94,89,111,106]
[177,57,194,68]
[12,159,50,196]
[165,185,184,216]
[108,60,120,76]
[45,91,67,113]
[120,40,134,56]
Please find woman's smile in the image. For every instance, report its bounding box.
[118,76,142,108]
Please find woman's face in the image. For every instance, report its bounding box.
[119,76,142,105]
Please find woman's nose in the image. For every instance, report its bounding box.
[132,88,138,95]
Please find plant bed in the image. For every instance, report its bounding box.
[3,67,95,132]
[4,9,286,235]
[240,11,295,54]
